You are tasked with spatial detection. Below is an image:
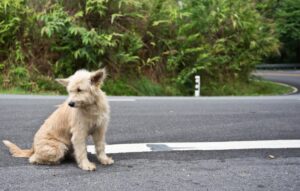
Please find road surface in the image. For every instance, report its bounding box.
[0,71,300,191]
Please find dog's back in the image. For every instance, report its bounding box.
[34,102,73,147]
[3,102,72,158]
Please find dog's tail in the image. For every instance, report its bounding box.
[2,140,33,158]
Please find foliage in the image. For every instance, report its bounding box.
[3,65,65,93]
[275,0,300,63]
[256,0,300,63]
[0,0,28,65]
[202,78,294,96]
[103,77,182,96]
[168,0,279,87]
[8,66,31,90]
[0,0,294,96]
[39,3,116,76]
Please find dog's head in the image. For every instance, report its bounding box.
[56,69,106,108]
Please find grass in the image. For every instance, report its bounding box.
[0,87,61,95]
[0,78,295,96]
[102,78,183,96]
[201,78,295,96]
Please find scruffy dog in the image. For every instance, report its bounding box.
[3,69,113,171]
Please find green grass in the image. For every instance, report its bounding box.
[201,79,295,96]
[0,87,61,95]
[0,78,295,96]
[103,78,183,96]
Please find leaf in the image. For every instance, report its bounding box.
[152,20,170,26]
[73,11,83,19]
[41,27,51,37]
[111,13,123,24]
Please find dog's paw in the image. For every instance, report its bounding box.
[100,156,114,165]
[29,156,37,164]
[79,161,96,171]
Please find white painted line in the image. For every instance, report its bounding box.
[269,81,298,95]
[87,140,300,154]
[125,96,300,101]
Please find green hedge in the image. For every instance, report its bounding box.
[0,0,286,95]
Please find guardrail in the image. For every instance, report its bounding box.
[256,64,300,70]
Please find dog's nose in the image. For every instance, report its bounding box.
[68,101,75,107]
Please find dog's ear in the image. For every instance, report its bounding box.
[55,78,69,87]
[91,68,106,85]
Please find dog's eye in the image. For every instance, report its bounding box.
[77,88,82,92]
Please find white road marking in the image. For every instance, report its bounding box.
[87,140,300,154]
[264,81,298,94]
[280,83,298,94]
[124,96,300,101]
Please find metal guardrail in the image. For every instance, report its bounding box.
[256,64,300,70]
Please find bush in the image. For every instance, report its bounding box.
[39,3,116,76]
[36,0,178,79]
[0,0,284,96]
[34,75,66,94]
[0,0,29,66]
[276,0,300,62]
[167,0,279,87]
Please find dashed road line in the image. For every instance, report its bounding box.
[87,140,300,154]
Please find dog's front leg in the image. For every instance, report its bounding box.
[71,130,96,171]
[92,123,114,165]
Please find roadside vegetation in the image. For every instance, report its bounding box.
[0,0,299,96]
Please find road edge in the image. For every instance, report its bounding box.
[271,81,298,95]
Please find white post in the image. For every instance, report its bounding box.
[195,75,200,97]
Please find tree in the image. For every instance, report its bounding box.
[167,0,279,89]
[256,0,300,63]
[276,0,300,63]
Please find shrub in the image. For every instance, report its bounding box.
[35,0,180,79]
[0,0,284,96]
[275,0,300,62]
[0,0,28,65]
[38,3,116,76]
[7,66,32,90]
[167,0,279,87]
[256,0,300,63]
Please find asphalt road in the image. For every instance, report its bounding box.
[0,71,300,191]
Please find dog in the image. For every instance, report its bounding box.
[3,69,113,171]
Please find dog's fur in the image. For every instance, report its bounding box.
[3,69,113,171]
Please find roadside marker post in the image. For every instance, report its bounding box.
[195,75,200,97]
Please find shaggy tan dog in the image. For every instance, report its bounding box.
[3,69,113,171]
